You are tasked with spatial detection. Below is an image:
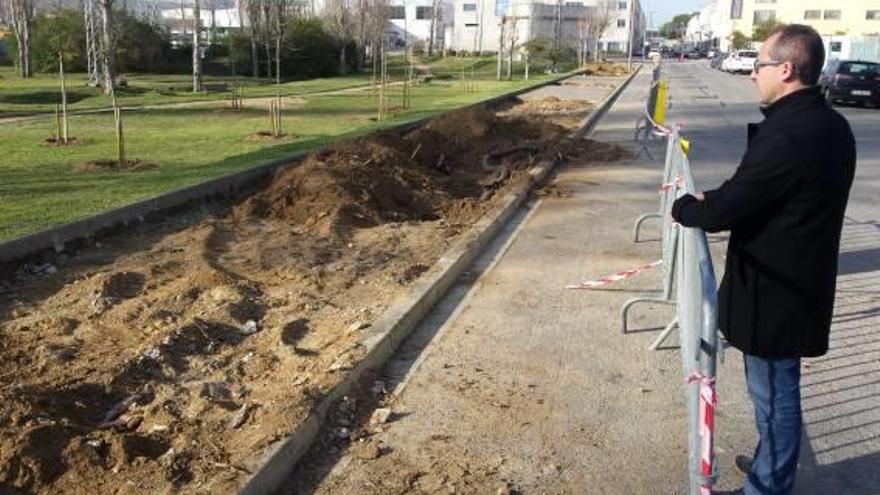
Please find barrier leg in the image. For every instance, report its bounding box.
[648,316,679,350]
[633,213,662,242]
[621,297,676,334]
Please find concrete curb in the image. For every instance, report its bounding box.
[234,64,642,495]
[0,71,585,266]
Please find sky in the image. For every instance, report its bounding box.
[643,0,709,30]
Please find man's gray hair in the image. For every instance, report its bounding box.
[768,24,825,86]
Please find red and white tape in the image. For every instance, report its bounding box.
[566,259,662,290]
[688,372,717,494]
[660,175,683,192]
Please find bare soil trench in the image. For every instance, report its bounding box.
[0,92,623,495]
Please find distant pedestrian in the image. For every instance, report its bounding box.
[671,24,856,495]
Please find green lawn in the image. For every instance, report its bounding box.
[0,55,554,116]
[0,73,559,241]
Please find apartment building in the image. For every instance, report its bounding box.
[387,0,455,50]
[688,0,880,52]
[447,0,644,56]
[446,0,593,54]
[598,0,646,54]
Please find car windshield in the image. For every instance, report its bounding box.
[838,62,880,75]
[738,51,758,58]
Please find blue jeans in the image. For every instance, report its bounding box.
[743,354,802,495]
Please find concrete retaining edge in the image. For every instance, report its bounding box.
[234,64,642,495]
[0,71,587,266]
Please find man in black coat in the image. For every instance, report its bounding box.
[671,25,856,495]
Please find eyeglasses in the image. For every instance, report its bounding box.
[753,59,786,72]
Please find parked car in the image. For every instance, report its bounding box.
[685,50,702,59]
[722,50,758,74]
[707,49,718,59]
[819,59,880,107]
[710,51,727,70]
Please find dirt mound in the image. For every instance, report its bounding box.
[0,94,605,495]
[72,159,158,174]
[236,105,557,238]
[508,96,595,115]
[584,62,630,76]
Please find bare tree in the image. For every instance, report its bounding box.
[193,0,202,92]
[98,0,116,95]
[587,0,614,62]
[242,0,262,77]
[323,0,354,75]
[427,0,439,56]
[6,0,35,78]
[504,14,519,80]
[84,0,103,86]
[496,15,504,80]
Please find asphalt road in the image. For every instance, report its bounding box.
[287,61,880,495]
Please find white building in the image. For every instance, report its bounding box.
[597,0,647,54]
[387,0,455,50]
[447,0,597,55]
[160,6,242,43]
[687,0,880,53]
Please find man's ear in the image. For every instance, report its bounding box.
[780,61,798,83]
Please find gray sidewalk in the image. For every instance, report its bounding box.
[285,63,880,495]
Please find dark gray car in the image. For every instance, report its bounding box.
[819,60,880,107]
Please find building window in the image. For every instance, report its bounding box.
[753,10,776,23]
[867,10,880,20]
[565,1,583,5]
[617,19,626,27]
[465,22,478,27]
[462,3,476,11]
[829,41,842,53]
[416,6,432,19]
[618,1,626,9]
[608,42,621,51]
[495,0,508,16]
[804,10,821,20]
[730,0,743,20]
[824,10,841,20]
[389,5,405,18]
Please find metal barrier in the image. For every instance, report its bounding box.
[628,125,721,494]
[634,63,668,160]
[623,67,721,494]
[675,133,720,495]
[621,132,679,344]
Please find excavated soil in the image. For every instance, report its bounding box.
[0,95,628,495]
[503,96,595,116]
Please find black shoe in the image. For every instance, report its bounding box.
[735,454,753,475]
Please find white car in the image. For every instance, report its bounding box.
[722,50,758,74]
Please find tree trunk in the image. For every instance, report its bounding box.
[99,0,116,95]
[11,0,34,79]
[250,37,259,77]
[524,53,529,80]
[496,18,503,81]
[193,0,202,92]
[339,47,347,75]
[265,42,272,79]
[427,0,438,56]
[60,54,69,143]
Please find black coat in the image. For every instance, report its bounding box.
[672,87,856,358]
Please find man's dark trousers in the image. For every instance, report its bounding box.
[743,355,802,495]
